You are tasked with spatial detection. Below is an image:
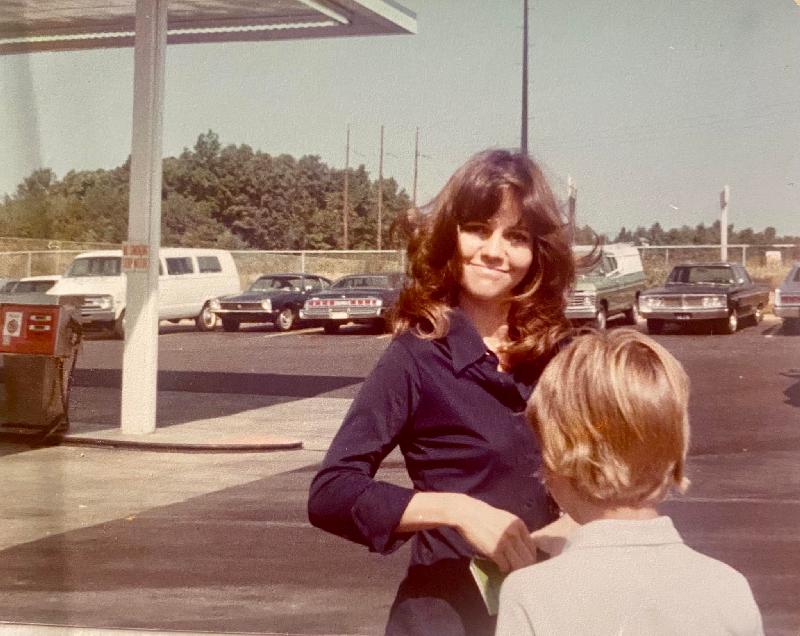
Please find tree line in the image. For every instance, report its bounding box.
[573,220,797,247]
[0,131,412,251]
[1,130,796,250]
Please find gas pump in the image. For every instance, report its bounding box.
[0,293,82,441]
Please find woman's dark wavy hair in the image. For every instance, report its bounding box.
[392,148,577,368]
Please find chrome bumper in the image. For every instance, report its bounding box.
[639,307,728,321]
[774,305,800,319]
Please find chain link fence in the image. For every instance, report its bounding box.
[1,243,796,289]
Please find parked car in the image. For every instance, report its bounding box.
[566,243,645,329]
[773,262,800,330]
[9,275,61,294]
[639,262,770,335]
[300,272,405,334]
[210,273,332,332]
[47,248,240,338]
[0,278,19,293]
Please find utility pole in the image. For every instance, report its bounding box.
[720,185,730,261]
[521,0,529,155]
[412,127,419,207]
[567,175,577,243]
[377,124,384,250]
[343,125,350,249]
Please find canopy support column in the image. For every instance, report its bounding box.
[121,0,167,434]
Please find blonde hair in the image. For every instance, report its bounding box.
[527,328,690,506]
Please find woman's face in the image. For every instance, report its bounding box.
[457,193,534,305]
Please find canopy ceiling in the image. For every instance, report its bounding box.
[0,0,416,54]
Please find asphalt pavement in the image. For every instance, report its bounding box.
[0,317,798,635]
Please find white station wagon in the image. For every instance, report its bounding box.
[48,248,241,338]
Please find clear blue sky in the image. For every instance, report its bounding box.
[2,0,799,236]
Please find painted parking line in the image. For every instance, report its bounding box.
[261,327,322,339]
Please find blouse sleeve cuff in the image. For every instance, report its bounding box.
[352,481,416,554]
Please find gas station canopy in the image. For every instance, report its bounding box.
[0,0,416,55]
[1,0,415,435]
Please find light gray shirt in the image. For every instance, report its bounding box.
[496,516,764,636]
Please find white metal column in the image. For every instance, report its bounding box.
[121,0,168,434]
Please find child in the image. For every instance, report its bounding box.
[496,329,764,636]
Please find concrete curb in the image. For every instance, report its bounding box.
[0,427,303,453]
[58,434,303,453]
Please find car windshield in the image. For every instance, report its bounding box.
[667,266,734,285]
[0,281,18,292]
[14,280,57,293]
[332,276,393,289]
[67,257,121,277]
[250,277,302,291]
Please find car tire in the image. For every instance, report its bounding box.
[646,319,664,335]
[195,302,218,332]
[623,301,639,325]
[112,311,125,340]
[716,309,738,335]
[275,307,296,332]
[594,305,608,330]
[221,317,240,332]
[323,322,340,334]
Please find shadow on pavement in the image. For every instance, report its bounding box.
[0,464,410,635]
[61,368,365,397]
[0,369,364,453]
[781,369,800,407]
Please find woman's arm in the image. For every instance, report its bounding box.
[397,492,539,573]
[307,339,421,554]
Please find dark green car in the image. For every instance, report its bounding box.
[566,244,646,330]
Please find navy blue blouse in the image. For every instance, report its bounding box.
[308,309,560,635]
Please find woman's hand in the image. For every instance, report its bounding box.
[396,492,538,573]
[451,495,538,573]
[529,514,577,557]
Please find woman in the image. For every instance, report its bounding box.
[307,149,576,635]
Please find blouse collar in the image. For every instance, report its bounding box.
[443,308,491,374]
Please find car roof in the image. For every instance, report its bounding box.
[256,273,312,278]
[337,272,404,278]
[671,262,739,267]
[73,248,231,258]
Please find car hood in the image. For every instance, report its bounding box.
[220,289,291,302]
[49,276,121,295]
[571,280,597,293]
[310,287,395,298]
[642,283,729,296]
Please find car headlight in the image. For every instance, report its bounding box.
[210,298,220,311]
[375,298,383,307]
[95,295,114,310]
[642,296,663,308]
[261,299,272,311]
[701,295,725,308]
